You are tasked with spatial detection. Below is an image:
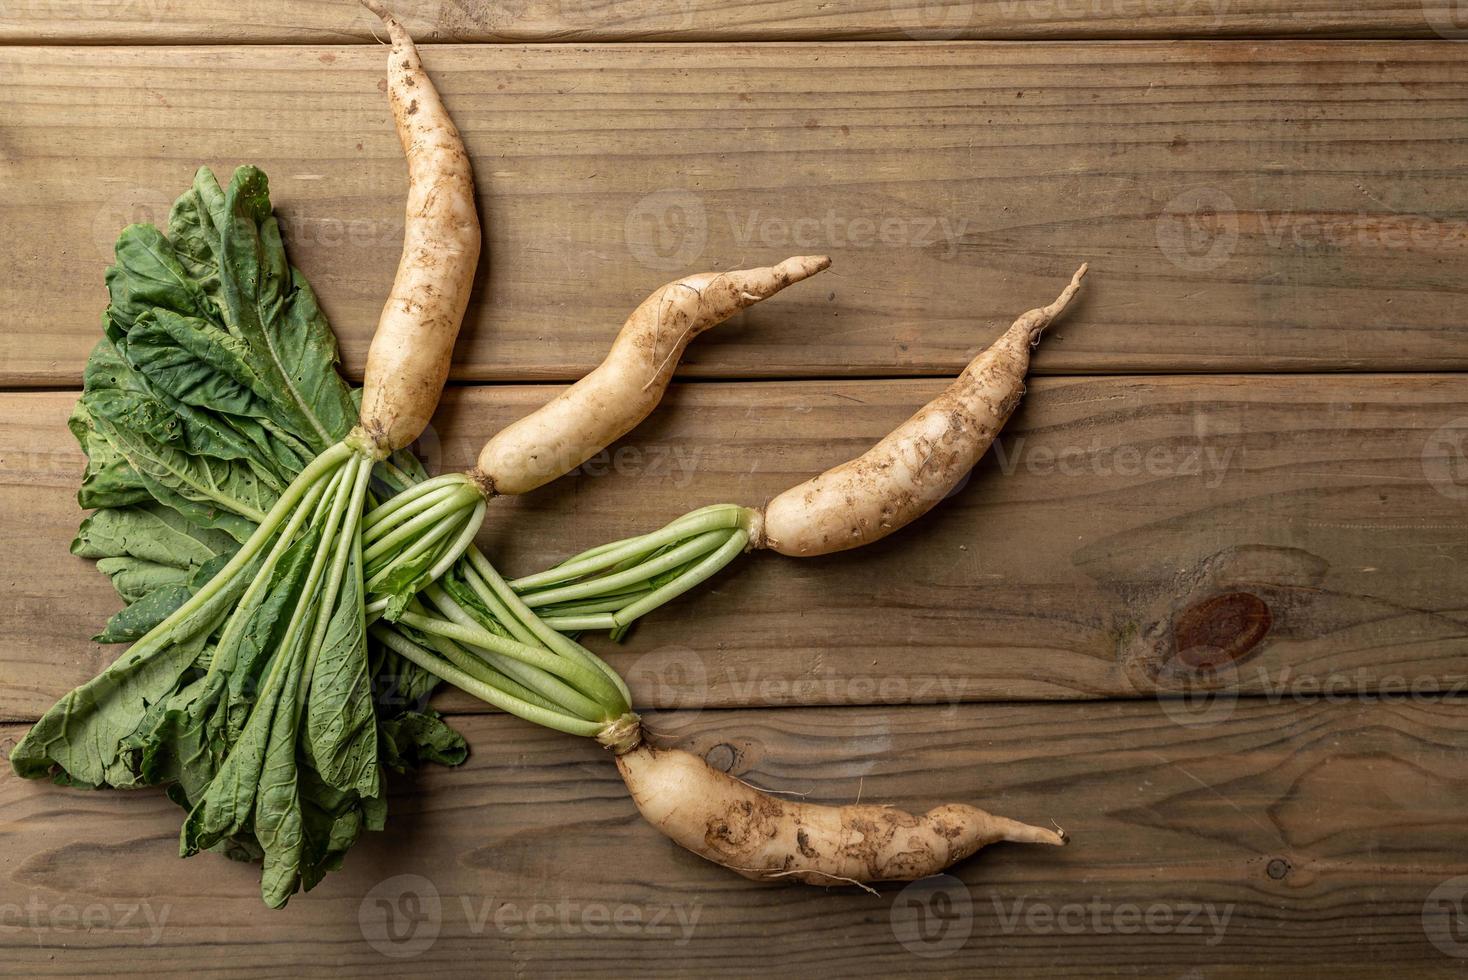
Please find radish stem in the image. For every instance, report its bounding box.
[371,626,602,737]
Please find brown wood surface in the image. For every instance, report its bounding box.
[0,0,1453,44]
[5,376,1465,723]
[3,700,1467,976]
[5,14,1467,977]
[4,42,1468,386]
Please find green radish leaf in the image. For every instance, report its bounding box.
[116,311,305,485]
[206,167,356,452]
[12,621,217,788]
[373,547,445,623]
[91,410,271,542]
[104,223,214,334]
[167,167,227,300]
[378,711,468,773]
[254,649,308,909]
[304,547,379,799]
[94,584,194,643]
[19,164,456,909]
[69,400,150,509]
[122,671,231,802]
[74,502,237,569]
[95,557,192,603]
[181,616,303,859]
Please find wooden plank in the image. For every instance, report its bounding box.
[0,0,1450,44]
[3,42,1467,386]
[2,699,1466,975]
[4,375,1466,723]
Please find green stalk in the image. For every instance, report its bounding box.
[364,498,479,594]
[113,441,356,665]
[363,473,473,534]
[535,590,653,617]
[412,630,565,714]
[300,455,374,696]
[424,499,486,583]
[204,470,335,679]
[361,483,459,543]
[464,549,633,707]
[541,613,616,632]
[363,486,477,565]
[372,626,602,738]
[274,456,360,700]
[612,528,747,626]
[509,505,746,592]
[422,587,606,722]
[546,504,737,570]
[393,610,625,715]
[520,529,730,608]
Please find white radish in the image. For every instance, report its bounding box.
[355,0,481,457]
[755,265,1087,556]
[510,266,1090,636]
[471,256,831,496]
[604,718,1065,886]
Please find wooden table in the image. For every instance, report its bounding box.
[2,2,1466,975]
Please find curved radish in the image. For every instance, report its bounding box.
[358,256,830,619]
[355,0,481,457]
[378,622,1068,889]
[755,264,1086,556]
[471,255,830,496]
[510,267,1089,635]
[615,738,1064,885]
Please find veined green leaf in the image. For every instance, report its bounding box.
[95,557,192,603]
[125,309,316,477]
[206,167,355,451]
[304,546,379,799]
[69,399,150,509]
[73,502,238,569]
[104,223,213,334]
[10,591,231,788]
[379,711,468,773]
[93,411,271,542]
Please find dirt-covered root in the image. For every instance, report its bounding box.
[615,743,1065,886]
[755,264,1088,558]
[356,0,481,455]
[471,255,830,497]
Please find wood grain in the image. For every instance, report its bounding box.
[3,42,1467,386]
[3,699,1466,976]
[4,376,1465,723]
[0,0,1452,44]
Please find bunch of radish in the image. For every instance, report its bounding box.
[15,0,1089,901]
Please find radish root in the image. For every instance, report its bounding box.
[355,0,480,456]
[605,718,1066,887]
[471,255,830,496]
[755,264,1088,557]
